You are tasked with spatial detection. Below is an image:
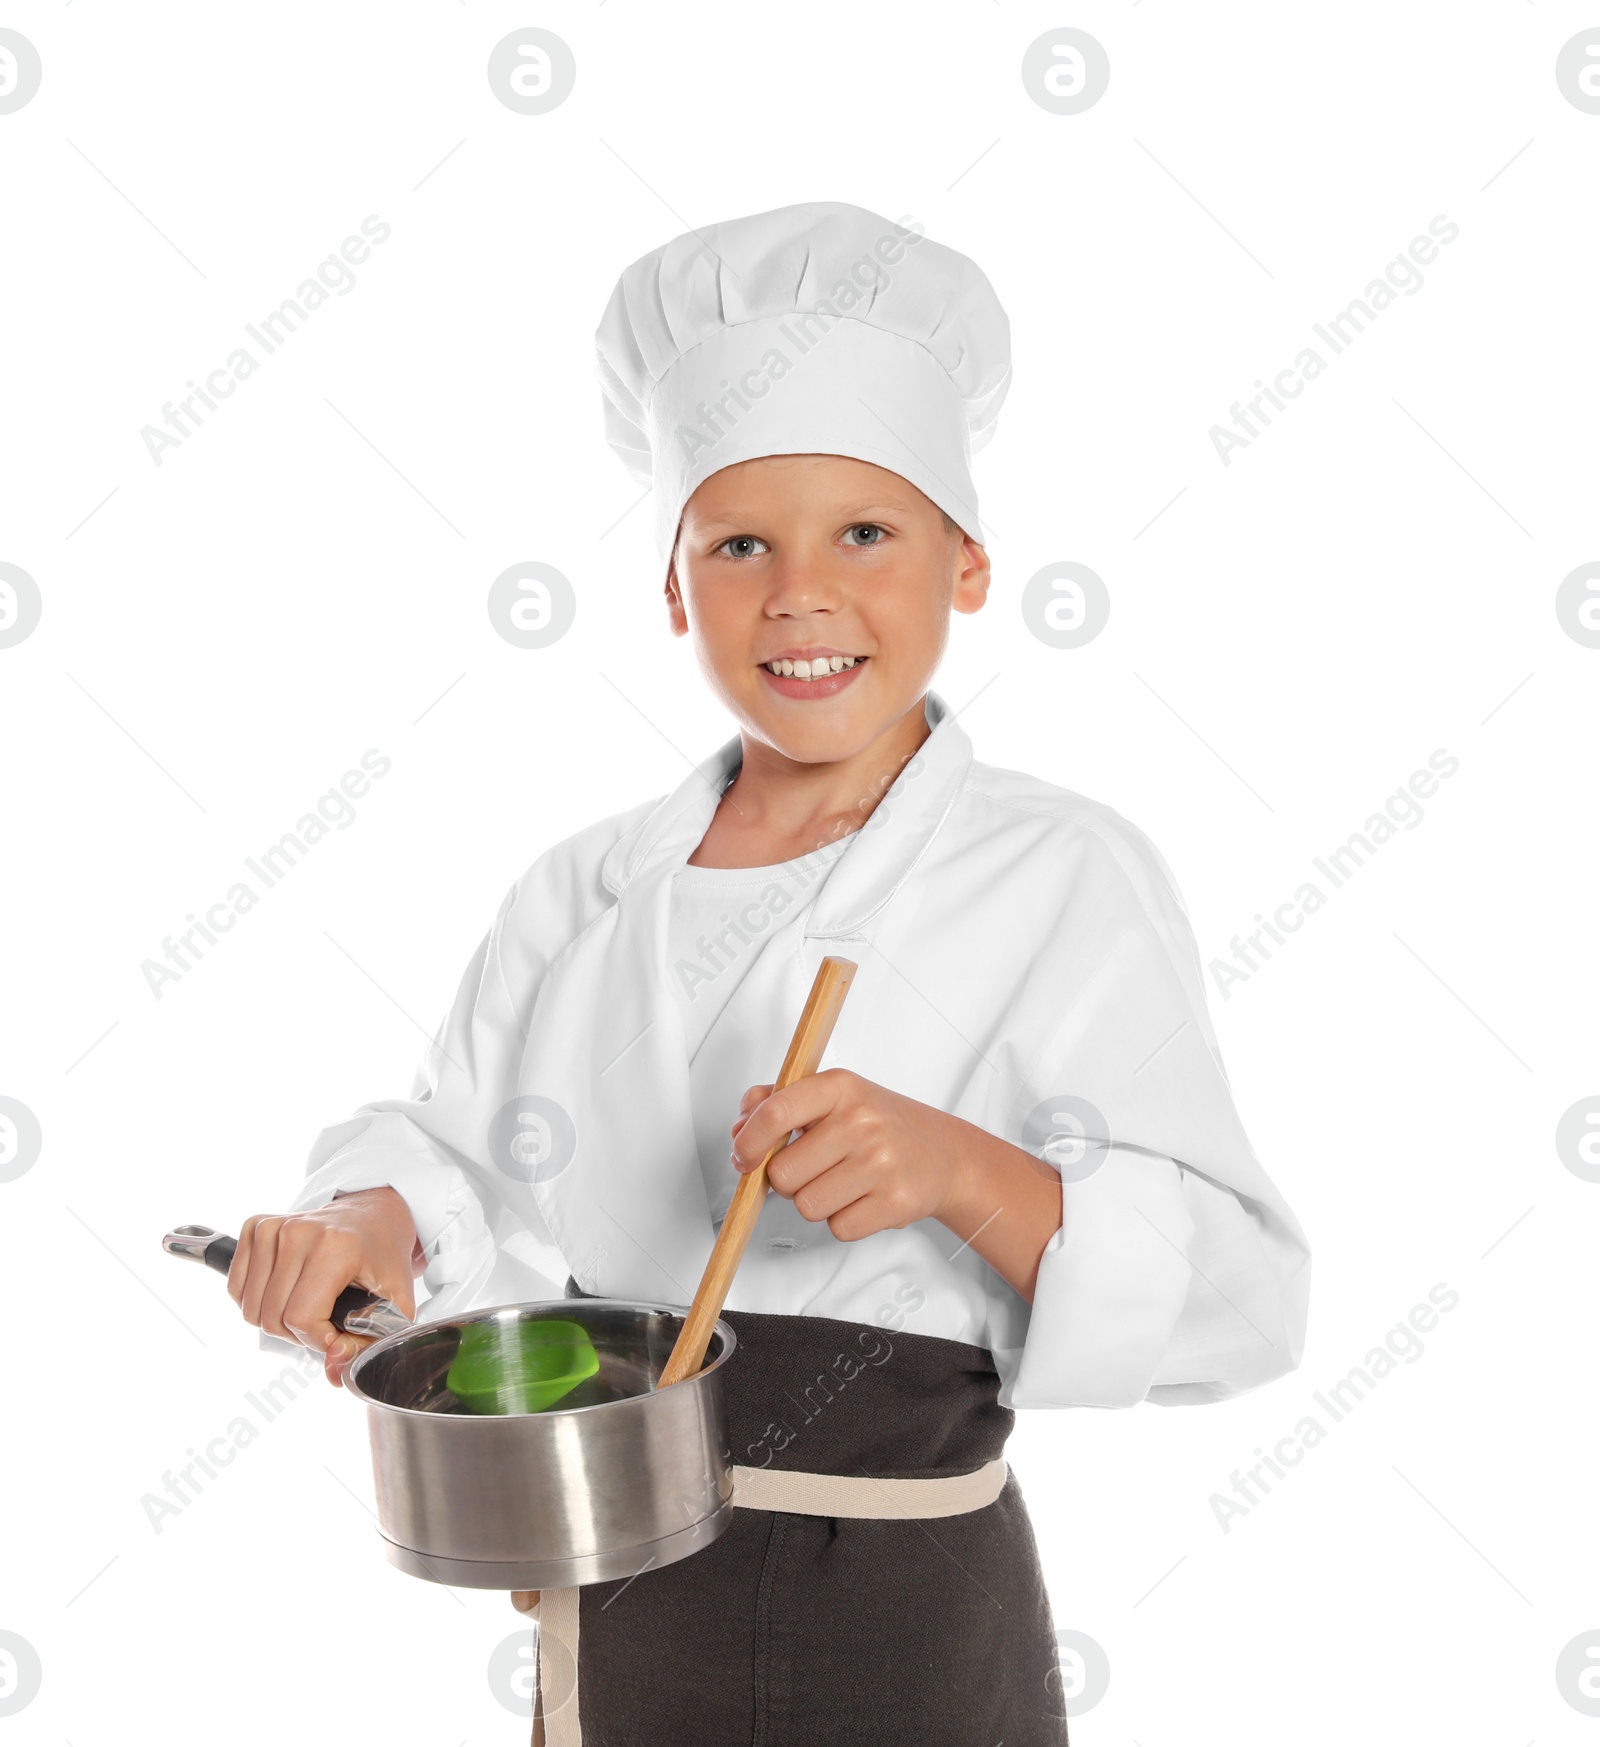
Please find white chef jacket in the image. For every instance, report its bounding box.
[291,690,1310,1409]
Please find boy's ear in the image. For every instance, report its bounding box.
[951,533,992,616]
[665,557,690,636]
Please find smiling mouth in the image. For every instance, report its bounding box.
[760,655,866,681]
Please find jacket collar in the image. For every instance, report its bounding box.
[600,690,974,937]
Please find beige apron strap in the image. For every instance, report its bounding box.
[536,1585,582,1747]
[729,1454,1007,1518]
[509,1588,582,1747]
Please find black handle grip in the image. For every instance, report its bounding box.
[199,1231,237,1276]
[330,1281,388,1330]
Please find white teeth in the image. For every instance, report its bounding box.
[764,656,865,680]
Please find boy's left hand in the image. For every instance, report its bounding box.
[729,1069,972,1242]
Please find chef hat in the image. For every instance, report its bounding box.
[595,201,1011,575]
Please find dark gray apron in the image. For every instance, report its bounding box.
[540,1280,1070,1746]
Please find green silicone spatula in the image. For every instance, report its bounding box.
[445,1318,601,1414]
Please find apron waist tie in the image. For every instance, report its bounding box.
[517,1455,1009,1745]
[729,1452,1007,1517]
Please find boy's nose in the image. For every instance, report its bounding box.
[763,551,847,610]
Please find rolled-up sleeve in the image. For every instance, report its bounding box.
[1007,1145,1307,1408]
[996,812,1312,1410]
[1009,1149,1192,1407]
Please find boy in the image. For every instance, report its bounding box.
[230,203,1310,1746]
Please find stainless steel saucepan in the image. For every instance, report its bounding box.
[162,954,857,1594]
[163,1224,737,1590]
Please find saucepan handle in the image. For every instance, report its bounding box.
[161,1223,413,1341]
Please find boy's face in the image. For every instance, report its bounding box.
[667,454,990,764]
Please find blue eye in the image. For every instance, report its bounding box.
[720,535,767,559]
[843,524,885,547]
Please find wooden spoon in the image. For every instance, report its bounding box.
[512,956,854,1621]
[657,954,857,1388]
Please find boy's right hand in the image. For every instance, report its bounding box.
[227,1186,423,1388]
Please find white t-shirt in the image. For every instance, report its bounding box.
[667,833,854,1222]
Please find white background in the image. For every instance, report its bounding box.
[2,3,1597,1740]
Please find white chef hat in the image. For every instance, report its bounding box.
[595,201,1011,575]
